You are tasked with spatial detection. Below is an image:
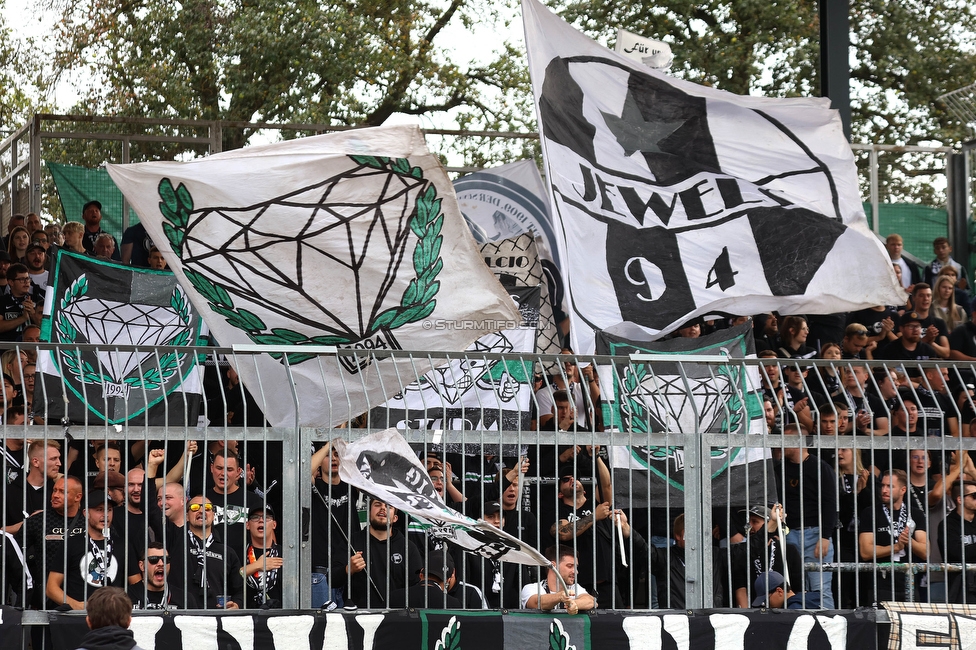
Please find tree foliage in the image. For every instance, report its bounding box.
[0,1,46,135]
[51,0,530,152]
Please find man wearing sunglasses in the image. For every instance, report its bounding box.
[128,542,188,609]
[166,496,244,610]
[939,481,976,603]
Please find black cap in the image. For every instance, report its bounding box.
[421,549,456,582]
[82,200,102,213]
[87,489,119,508]
[247,505,275,520]
[25,242,44,254]
[482,500,501,516]
[751,571,786,607]
[0,251,11,262]
[558,464,577,480]
[895,387,919,408]
[900,311,923,326]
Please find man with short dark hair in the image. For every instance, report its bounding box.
[0,263,41,341]
[520,545,596,612]
[906,284,951,358]
[550,465,629,602]
[81,200,121,261]
[858,469,928,602]
[925,237,967,286]
[334,498,421,608]
[207,450,260,561]
[77,586,145,650]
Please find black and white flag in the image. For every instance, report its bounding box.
[335,429,550,567]
[107,126,519,427]
[523,0,904,352]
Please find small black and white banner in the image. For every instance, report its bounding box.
[335,429,551,567]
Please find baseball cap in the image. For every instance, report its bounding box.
[247,505,275,520]
[82,200,102,212]
[900,311,923,327]
[421,549,456,582]
[25,242,44,254]
[482,500,501,516]
[752,570,786,607]
[740,504,772,520]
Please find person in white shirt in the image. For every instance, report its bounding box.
[520,546,596,613]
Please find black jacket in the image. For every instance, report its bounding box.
[76,626,143,650]
[333,526,422,608]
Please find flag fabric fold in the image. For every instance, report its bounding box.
[523,0,904,353]
[335,429,550,567]
[107,125,520,427]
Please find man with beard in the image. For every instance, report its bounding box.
[23,242,47,291]
[859,469,928,602]
[16,475,85,608]
[80,201,120,261]
[46,489,139,609]
[335,498,421,608]
[127,542,188,609]
[167,496,243,609]
[243,505,283,608]
[550,464,629,603]
[520,545,596,613]
[878,312,939,364]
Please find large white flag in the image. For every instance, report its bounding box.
[523,0,904,353]
[335,429,550,567]
[107,126,519,427]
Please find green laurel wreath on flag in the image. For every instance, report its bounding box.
[156,155,444,365]
[621,364,650,434]
[56,275,191,390]
[434,615,460,650]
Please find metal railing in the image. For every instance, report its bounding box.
[4,346,976,614]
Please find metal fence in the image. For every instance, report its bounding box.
[4,345,976,616]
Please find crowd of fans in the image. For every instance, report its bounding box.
[3,214,976,615]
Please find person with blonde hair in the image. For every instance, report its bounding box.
[60,221,86,254]
[934,273,967,330]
